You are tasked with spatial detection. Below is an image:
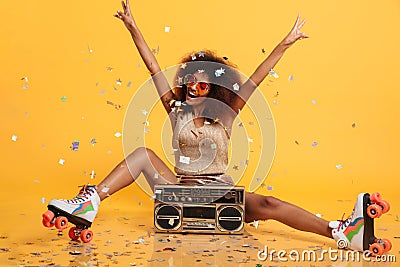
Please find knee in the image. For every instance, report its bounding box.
[260,196,283,209]
[126,147,155,163]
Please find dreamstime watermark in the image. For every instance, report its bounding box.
[257,245,397,263]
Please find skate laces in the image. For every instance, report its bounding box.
[66,184,96,204]
[337,209,355,230]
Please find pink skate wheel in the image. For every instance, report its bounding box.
[42,210,55,228]
[381,238,392,252]
[370,192,382,203]
[42,218,54,228]
[68,227,80,241]
[80,229,93,243]
[367,204,382,219]
[369,243,384,256]
[54,216,68,230]
[379,200,390,214]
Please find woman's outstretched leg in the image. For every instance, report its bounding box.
[45,147,177,231]
[245,192,333,238]
[96,147,178,200]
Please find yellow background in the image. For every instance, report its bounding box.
[0,0,399,265]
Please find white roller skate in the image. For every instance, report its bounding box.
[42,184,100,242]
[330,192,392,256]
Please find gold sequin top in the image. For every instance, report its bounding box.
[172,111,230,176]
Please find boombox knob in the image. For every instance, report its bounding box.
[224,192,232,199]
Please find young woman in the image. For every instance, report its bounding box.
[43,0,391,255]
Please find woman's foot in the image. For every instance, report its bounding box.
[47,184,100,225]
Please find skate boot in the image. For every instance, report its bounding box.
[42,184,100,243]
[330,192,392,256]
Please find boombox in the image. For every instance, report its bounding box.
[153,184,245,234]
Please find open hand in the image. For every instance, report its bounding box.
[281,14,309,47]
[114,0,136,30]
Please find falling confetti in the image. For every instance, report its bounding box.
[311,141,318,147]
[336,164,343,170]
[107,101,123,110]
[141,109,149,115]
[191,53,197,60]
[40,197,46,204]
[58,159,65,165]
[253,220,259,229]
[90,170,96,179]
[70,140,80,151]
[179,156,190,164]
[352,123,356,128]
[164,26,170,32]
[210,143,217,149]
[198,51,205,57]
[114,132,122,138]
[101,187,110,193]
[311,99,318,104]
[233,83,240,91]
[127,81,132,87]
[151,46,160,55]
[288,75,294,81]
[116,78,122,85]
[269,69,279,78]
[190,130,198,138]
[11,135,18,142]
[267,186,274,190]
[90,138,97,146]
[60,96,67,101]
[273,100,278,105]
[215,68,225,77]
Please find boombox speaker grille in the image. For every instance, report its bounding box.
[155,204,181,230]
[217,206,244,232]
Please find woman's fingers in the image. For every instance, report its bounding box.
[122,1,127,12]
[114,10,125,20]
[298,18,306,29]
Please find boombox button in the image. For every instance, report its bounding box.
[174,197,179,201]
[187,197,192,202]
[180,197,185,201]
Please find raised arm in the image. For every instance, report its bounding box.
[231,15,309,112]
[114,0,175,114]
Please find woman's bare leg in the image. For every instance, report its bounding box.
[96,147,178,200]
[245,192,333,238]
